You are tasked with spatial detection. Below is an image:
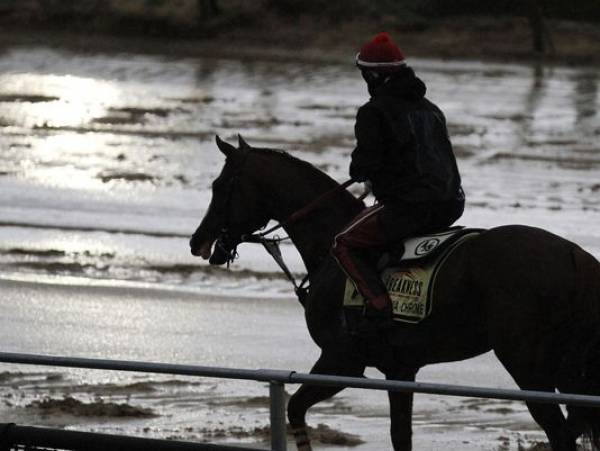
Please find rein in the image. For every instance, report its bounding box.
[242,233,311,302]
[251,178,355,238]
[239,179,356,303]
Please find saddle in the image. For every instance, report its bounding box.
[343,226,483,324]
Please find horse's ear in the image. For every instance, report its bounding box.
[237,134,250,150]
[215,135,236,157]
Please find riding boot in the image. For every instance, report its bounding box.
[366,294,393,325]
[358,294,393,339]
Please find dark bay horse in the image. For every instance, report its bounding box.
[189,136,600,451]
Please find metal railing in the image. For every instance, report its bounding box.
[0,423,260,451]
[2,351,600,451]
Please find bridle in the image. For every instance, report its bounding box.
[205,165,357,303]
[195,151,250,267]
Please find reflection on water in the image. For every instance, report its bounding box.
[1,74,120,128]
[0,49,598,257]
[0,47,599,289]
[0,47,599,304]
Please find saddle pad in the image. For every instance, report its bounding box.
[402,227,466,261]
[344,231,481,323]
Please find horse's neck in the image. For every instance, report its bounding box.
[280,195,358,275]
[261,156,363,275]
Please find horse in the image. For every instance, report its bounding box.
[189,135,600,451]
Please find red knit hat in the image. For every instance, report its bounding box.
[356,32,406,69]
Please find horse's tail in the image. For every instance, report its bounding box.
[566,246,600,448]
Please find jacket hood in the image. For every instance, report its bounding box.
[374,67,427,101]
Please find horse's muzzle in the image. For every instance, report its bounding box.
[189,231,214,259]
[190,235,233,266]
[190,241,212,259]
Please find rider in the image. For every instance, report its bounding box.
[332,32,465,331]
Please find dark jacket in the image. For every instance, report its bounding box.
[350,68,463,205]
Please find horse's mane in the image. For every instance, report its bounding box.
[249,146,343,192]
[246,145,364,266]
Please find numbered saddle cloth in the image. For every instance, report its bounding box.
[343,227,483,323]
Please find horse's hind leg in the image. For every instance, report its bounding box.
[287,345,365,450]
[495,349,577,451]
[523,399,576,451]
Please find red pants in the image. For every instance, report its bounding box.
[331,205,391,310]
[333,198,464,311]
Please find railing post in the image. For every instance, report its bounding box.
[269,381,287,451]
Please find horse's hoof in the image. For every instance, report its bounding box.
[292,426,313,451]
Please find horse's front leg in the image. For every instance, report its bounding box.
[385,366,418,451]
[287,345,366,451]
[288,383,345,451]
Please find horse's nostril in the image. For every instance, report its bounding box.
[198,241,213,259]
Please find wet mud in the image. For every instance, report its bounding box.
[518,443,588,451]
[92,106,190,126]
[1,371,202,423]
[0,369,362,446]
[306,424,365,446]
[25,396,156,418]
[31,123,214,141]
[3,260,295,284]
[139,423,363,446]
[0,94,59,103]
[0,244,298,288]
[0,221,188,238]
[98,172,157,183]
[4,248,67,257]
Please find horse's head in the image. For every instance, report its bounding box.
[189,135,271,265]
